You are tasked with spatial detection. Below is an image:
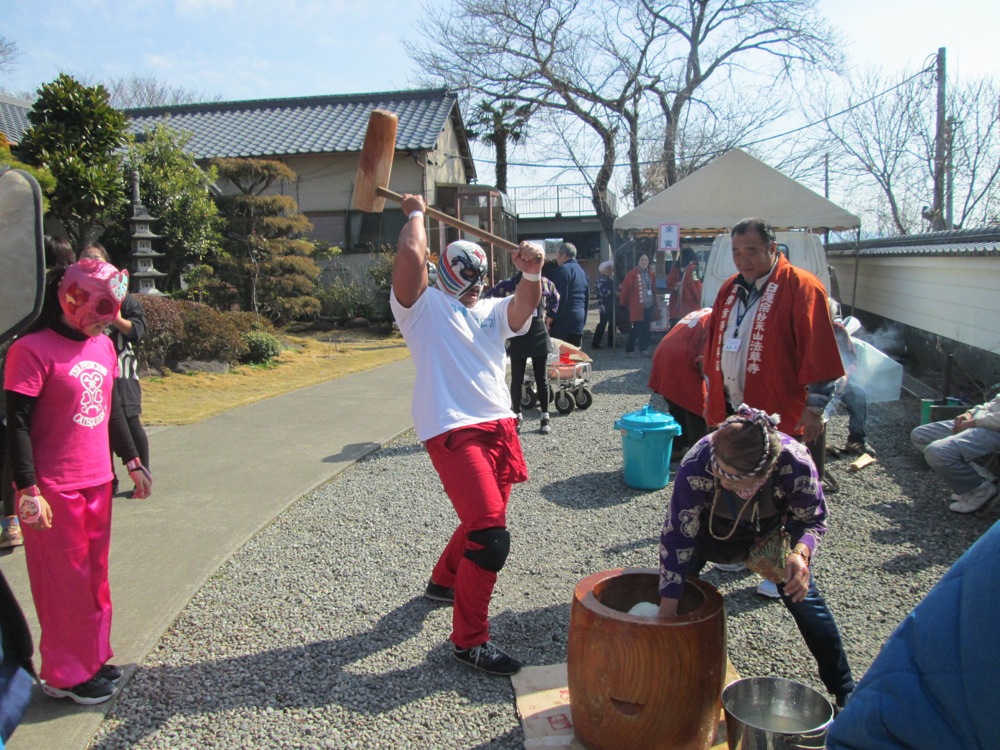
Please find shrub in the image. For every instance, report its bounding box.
[241,330,283,364]
[226,311,275,336]
[135,295,184,370]
[175,302,249,364]
[317,281,369,323]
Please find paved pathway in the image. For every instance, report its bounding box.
[0,357,416,750]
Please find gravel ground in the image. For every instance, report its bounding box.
[90,345,996,749]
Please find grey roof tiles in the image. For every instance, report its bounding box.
[124,88,464,160]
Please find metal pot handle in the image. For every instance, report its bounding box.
[783,728,828,749]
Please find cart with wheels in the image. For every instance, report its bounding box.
[517,337,594,416]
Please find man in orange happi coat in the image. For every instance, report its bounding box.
[704,218,843,443]
[648,307,712,453]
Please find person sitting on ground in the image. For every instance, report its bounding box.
[485,270,560,435]
[657,404,855,712]
[590,260,615,349]
[647,307,712,454]
[390,193,544,677]
[910,392,1000,514]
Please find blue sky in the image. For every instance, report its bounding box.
[3,0,993,102]
[2,0,994,190]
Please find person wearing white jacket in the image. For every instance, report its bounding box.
[911,393,1000,513]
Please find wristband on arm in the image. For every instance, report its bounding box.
[127,457,152,484]
[521,271,541,282]
[16,486,42,524]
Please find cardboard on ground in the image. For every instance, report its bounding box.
[513,661,739,749]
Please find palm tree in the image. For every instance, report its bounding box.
[465,99,532,193]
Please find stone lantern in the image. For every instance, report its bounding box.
[128,171,167,295]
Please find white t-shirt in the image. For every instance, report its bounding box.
[391,286,529,441]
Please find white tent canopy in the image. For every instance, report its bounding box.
[614,148,860,233]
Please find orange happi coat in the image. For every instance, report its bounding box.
[667,263,703,322]
[618,266,656,323]
[704,254,843,436]
[648,308,712,416]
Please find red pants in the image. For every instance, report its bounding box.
[22,483,114,689]
[425,419,527,648]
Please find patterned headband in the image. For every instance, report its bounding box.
[710,404,781,480]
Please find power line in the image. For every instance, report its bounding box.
[459,63,937,172]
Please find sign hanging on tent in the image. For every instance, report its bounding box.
[658,222,680,251]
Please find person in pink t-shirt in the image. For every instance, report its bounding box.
[3,259,153,706]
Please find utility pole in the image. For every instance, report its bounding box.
[932,47,947,231]
[945,117,955,230]
[823,152,830,245]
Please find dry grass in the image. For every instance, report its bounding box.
[141,328,410,426]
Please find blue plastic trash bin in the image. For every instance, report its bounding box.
[614,406,683,490]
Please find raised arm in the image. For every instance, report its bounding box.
[507,241,545,332]
[392,194,430,309]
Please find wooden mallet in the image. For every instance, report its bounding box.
[351,109,518,252]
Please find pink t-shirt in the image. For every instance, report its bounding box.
[4,328,119,492]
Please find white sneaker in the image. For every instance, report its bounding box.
[539,414,551,435]
[949,481,998,514]
[713,562,746,572]
[756,580,781,599]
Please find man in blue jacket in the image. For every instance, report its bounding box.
[546,242,589,346]
[827,519,1000,749]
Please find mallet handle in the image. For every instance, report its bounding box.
[376,187,519,253]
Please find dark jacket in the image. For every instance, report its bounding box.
[112,294,146,417]
[547,259,589,339]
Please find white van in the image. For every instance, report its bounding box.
[699,232,831,308]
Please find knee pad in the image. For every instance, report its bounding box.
[464,527,511,572]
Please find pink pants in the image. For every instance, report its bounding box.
[22,483,113,689]
[425,419,527,649]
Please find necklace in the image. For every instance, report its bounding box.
[707,482,760,541]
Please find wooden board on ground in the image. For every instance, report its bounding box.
[848,453,877,472]
[512,661,740,749]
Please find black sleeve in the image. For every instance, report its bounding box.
[109,385,139,464]
[120,294,147,344]
[5,390,37,490]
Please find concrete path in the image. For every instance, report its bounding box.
[0,357,416,750]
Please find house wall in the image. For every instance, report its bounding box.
[829,254,1000,386]
[210,119,468,248]
[426,125,471,205]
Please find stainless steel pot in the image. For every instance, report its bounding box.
[722,677,834,750]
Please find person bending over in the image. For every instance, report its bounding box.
[657,405,855,711]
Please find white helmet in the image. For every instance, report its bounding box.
[436,240,488,297]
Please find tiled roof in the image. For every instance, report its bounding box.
[827,226,1000,258]
[0,94,32,145]
[124,88,472,167]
